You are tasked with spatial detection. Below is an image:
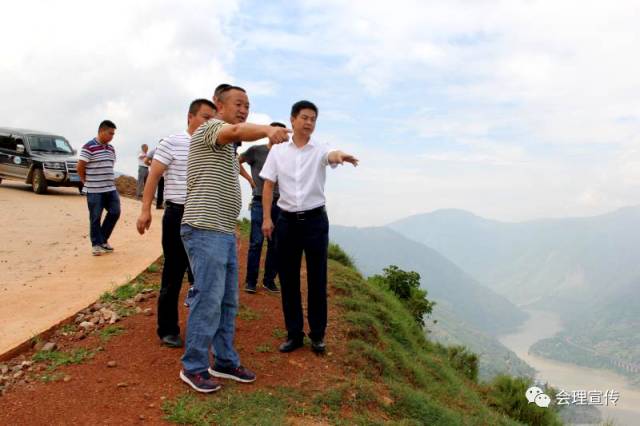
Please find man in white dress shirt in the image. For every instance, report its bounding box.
[260,100,358,354]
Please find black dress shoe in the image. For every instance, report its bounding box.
[279,339,304,353]
[161,335,184,348]
[311,340,326,354]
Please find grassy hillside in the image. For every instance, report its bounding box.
[330,225,526,336]
[162,254,563,425]
[329,225,536,381]
[429,303,536,381]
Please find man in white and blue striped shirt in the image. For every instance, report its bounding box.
[77,120,120,256]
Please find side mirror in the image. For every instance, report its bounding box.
[16,144,25,154]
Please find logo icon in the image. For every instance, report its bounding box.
[526,386,551,408]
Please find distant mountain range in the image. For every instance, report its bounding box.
[386,206,640,379]
[329,225,533,380]
[389,206,640,314]
[330,225,526,336]
[331,206,640,381]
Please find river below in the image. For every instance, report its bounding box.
[498,309,640,426]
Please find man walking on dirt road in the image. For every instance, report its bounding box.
[136,99,216,349]
[178,85,291,393]
[77,120,120,257]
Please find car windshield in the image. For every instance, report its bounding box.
[28,135,74,154]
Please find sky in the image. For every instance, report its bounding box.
[2,0,640,226]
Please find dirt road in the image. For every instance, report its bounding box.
[0,182,163,356]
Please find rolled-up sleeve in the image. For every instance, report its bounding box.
[320,144,338,169]
[259,148,278,183]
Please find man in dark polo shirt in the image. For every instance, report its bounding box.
[261,100,358,355]
[238,122,286,294]
[178,85,291,393]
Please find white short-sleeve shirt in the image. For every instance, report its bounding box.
[260,139,336,212]
[153,132,191,205]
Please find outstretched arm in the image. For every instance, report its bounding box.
[217,123,291,146]
[328,150,359,166]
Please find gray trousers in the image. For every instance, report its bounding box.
[136,165,149,198]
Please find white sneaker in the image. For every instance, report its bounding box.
[101,243,114,252]
[92,245,107,256]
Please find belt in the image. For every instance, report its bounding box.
[280,206,326,221]
[165,201,185,209]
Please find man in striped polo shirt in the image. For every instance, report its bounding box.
[77,120,120,256]
[178,85,291,393]
[136,99,216,348]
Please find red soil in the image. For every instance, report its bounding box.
[0,238,349,425]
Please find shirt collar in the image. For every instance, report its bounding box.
[289,137,316,149]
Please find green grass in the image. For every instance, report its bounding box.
[38,372,64,382]
[163,389,291,426]
[237,304,261,321]
[271,328,287,339]
[59,323,76,334]
[99,325,125,342]
[115,305,136,318]
[147,263,160,273]
[328,242,355,268]
[237,218,251,238]
[255,344,273,353]
[100,282,143,303]
[329,262,531,425]
[162,246,563,426]
[32,348,95,371]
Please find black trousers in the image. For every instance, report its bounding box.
[156,177,164,208]
[157,202,194,338]
[276,209,329,342]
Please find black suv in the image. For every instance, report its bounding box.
[0,127,83,194]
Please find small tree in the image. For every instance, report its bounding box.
[374,265,435,326]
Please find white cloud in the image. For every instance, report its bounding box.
[0,0,239,177]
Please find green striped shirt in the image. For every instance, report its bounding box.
[182,119,241,234]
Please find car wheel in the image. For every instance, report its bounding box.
[32,168,48,194]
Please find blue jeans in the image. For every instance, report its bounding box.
[246,200,280,287]
[86,190,121,246]
[180,224,240,374]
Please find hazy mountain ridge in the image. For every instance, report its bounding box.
[329,225,534,380]
[428,303,535,381]
[389,206,640,382]
[389,206,640,312]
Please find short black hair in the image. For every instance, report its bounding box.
[213,83,232,100]
[189,98,216,115]
[291,100,318,118]
[217,85,246,102]
[270,122,286,128]
[98,120,116,131]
